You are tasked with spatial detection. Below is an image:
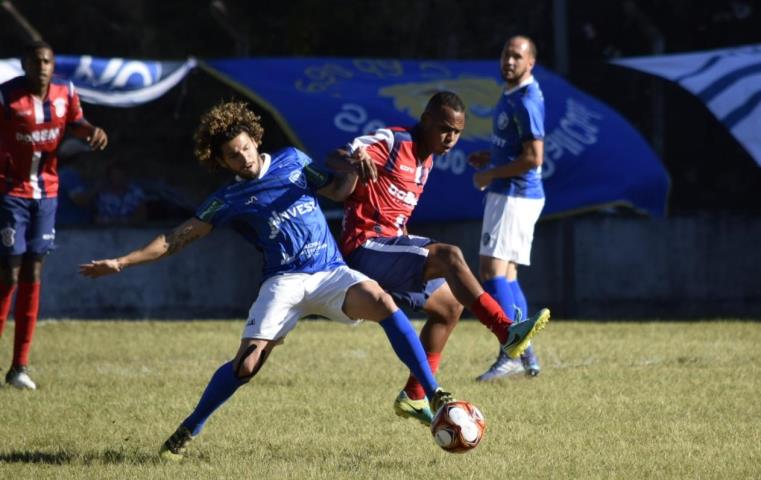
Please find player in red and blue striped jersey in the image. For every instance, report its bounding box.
[0,41,108,389]
[327,92,550,425]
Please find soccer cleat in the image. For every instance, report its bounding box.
[394,390,434,426]
[159,426,193,461]
[5,365,36,390]
[475,351,525,381]
[521,343,541,377]
[502,308,550,359]
[430,388,455,415]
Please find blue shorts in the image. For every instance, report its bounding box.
[345,235,446,311]
[0,195,57,257]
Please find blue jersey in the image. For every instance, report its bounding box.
[194,147,345,280]
[486,77,545,199]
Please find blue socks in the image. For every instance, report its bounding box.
[181,361,246,436]
[179,310,442,436]
[509,279,528,320]
[379,309,438,397]
[483,277,518,321]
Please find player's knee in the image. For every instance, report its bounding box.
[233,344,269,383]
[431,244,466,269]
[426,299,463,327]
[376,290,399,314]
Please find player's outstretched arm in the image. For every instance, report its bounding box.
[78,217,213,278]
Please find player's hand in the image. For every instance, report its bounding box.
[87,127,108,151]
[350,147,377,184]
[468,150,490,168]
[473,170,492,191]
[79,259,122,278]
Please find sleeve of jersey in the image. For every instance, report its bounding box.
[517,99,545,141]
[66,82,85,124]
[346,128,394,168]
[195,195,230,226]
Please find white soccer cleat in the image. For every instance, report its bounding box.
[6,366,37,390]
[475,352,524,381]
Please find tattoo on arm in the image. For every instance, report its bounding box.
[165,224,201,256]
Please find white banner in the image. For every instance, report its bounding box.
[613,44,761,167]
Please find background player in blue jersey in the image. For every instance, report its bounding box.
[469,35,547,381]
[79,101,456,460]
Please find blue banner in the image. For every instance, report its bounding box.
[203,58,669,221]
[0,56,196,107]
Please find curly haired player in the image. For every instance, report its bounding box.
[80,101,456,460]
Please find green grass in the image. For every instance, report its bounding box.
[1,319,760,479]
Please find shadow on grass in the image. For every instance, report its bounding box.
[0,449,157,465]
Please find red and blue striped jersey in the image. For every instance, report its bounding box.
[339,126,433,256]
[0,76,85,198]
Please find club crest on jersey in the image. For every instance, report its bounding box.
[288,170,307,189]
[1,227,15,247]
[497,111,510,130]
[53,98,67,118]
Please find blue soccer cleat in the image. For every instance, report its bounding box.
[502,308,550,359]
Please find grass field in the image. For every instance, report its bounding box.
[1,318,760,479]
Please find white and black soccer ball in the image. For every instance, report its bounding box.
[430,400,486,453]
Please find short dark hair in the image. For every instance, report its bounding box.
[23,40,53,59]
[424,91,466,114]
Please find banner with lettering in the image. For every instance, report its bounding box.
[0,56,196,107]
[203,58,669,220]
[613,44,761,168]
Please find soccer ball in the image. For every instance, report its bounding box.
[430,400,486,453]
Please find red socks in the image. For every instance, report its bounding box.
[470,292,511,344]
[404,351,441,400]
[12,282,40,367]
[0,283,16,337]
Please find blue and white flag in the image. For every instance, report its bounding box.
[613,44,761,168]
[204,58,669,220]
[0,55,196,107]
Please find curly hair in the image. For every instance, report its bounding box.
[193,101,265,169]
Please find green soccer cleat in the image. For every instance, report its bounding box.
[159,426,193,461]
[430,388,456,416]
[502,308,551,359]
[394,390,434,426]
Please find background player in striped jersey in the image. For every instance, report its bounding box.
[0,40,108,389]
[79,101,456,460]
[326,91,550,425]
[469,35,547,381]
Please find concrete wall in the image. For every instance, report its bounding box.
[40,216,761,320]
[414,215,761,319]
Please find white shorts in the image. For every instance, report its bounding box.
[242,266,370,341]
[479,192,545,265]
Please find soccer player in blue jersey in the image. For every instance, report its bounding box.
[469,35,547,381]
[78,101,456,460]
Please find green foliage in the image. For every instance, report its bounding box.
[1,319,760,479]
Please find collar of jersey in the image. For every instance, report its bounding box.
[235,153,271,182]
[504,75,535,96]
